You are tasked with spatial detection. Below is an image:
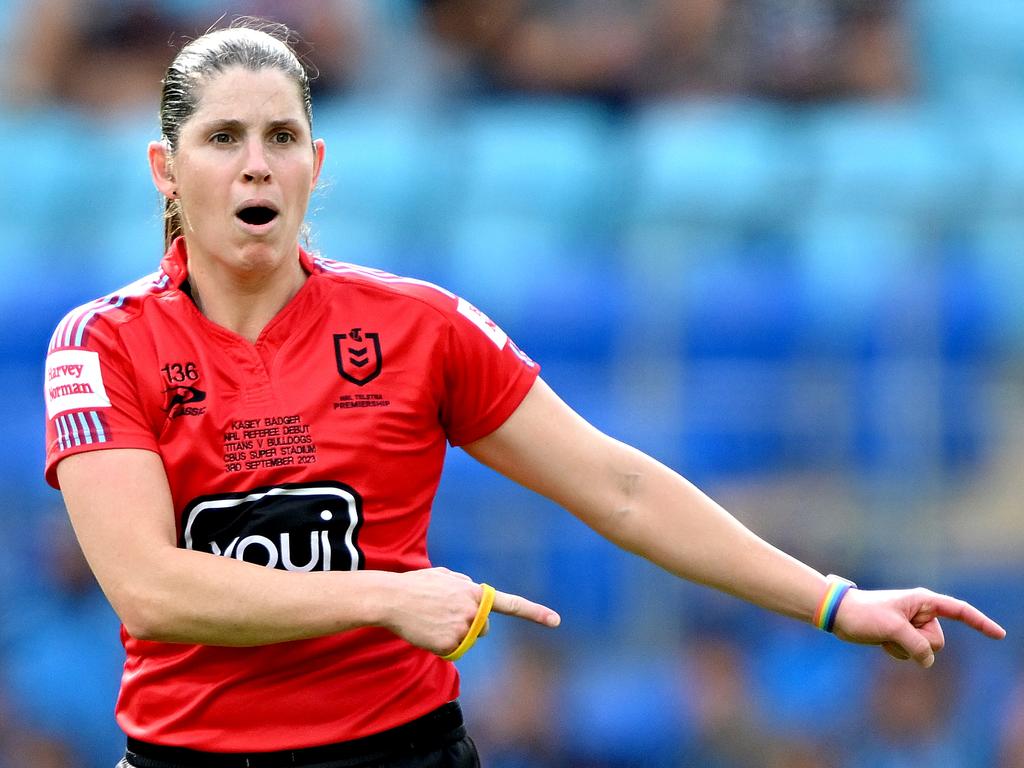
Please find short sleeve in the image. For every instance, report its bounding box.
[440,296,540,446]
[44,313,158,489]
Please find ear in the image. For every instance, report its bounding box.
[310,138,326,191]
[148,140,177,199]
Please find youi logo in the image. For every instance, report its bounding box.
[181,483,365,571]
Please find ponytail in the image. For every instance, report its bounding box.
[163,196,183,252]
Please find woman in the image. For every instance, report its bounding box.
[44,20,1004,768]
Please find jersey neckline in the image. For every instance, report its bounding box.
[158,237,324,352]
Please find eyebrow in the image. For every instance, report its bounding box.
[197,118,306,133]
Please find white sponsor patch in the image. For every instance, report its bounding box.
[456,297,508,350]
[45,349,111,418]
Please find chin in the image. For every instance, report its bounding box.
[233,237,294,272]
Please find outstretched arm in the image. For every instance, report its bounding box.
[464,378,1005,666]
[57,448,556,652]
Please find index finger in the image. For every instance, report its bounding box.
[926,593,1006,639]
[490,588,561,628]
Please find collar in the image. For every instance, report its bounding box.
[158,237,316,290]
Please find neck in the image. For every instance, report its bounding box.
[186,248,306,343]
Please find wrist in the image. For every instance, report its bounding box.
[359,570,401,629]
[813,574,857,633]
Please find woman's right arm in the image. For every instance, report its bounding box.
[57,448,553,649]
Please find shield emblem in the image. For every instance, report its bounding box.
[334,330,382,386]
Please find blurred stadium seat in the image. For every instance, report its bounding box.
[803,103,977,220]
[911,0,1024,105]
[452,99,617,232]
[0,109,93,258]
[443,100,619,318]
[309,99,444,268]
[627,100,802,229]
[88,114,167,282]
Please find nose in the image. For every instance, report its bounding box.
[241,139,271,183]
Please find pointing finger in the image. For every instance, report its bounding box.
[927,594,1006,640]
[490,588,561,628]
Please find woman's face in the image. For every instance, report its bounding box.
[154,66,324,274]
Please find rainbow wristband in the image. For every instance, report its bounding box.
[442,584,496,662]
[813,575,856,633]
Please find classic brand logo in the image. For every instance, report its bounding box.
[334,328,382,386]
[163,385,207,418]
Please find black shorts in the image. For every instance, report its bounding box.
[117,701,479,768]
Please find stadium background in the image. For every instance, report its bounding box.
[1,0,1023,765]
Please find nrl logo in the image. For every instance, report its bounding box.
[334,328,382,386]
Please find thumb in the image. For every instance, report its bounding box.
[890,624,935,668]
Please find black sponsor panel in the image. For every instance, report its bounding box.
[181,482,364,571]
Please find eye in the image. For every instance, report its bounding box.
[210,132,233,144]
[272,131,295,144]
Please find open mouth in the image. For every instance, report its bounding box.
[236,206,279,226]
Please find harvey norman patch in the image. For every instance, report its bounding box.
[45,349,111,419]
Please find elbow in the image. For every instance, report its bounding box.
[117,601,164,642]
[122,616,159,642]
[110,583,178,642]
[578,470,646,552]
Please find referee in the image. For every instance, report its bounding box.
[45,20,1004,768]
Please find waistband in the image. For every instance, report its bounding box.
[125,701,465,768]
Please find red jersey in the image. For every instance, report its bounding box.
[43,239,539,751]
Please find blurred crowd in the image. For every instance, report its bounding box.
[4,0,908,114]
[2,0,1024,766]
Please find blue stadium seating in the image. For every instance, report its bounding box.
[803,103,977,220]
[0,109,93,250]
[88,114,167,282]
[910,0,1024,105]
[453,99,618,232]
[310,99,443,265]
[627,100,802,229]
[971,216,1024,349]
[794,210,925,337]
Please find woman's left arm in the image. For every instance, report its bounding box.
[464,378,1005,666]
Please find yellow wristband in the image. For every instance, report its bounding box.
[441,583,496,662]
